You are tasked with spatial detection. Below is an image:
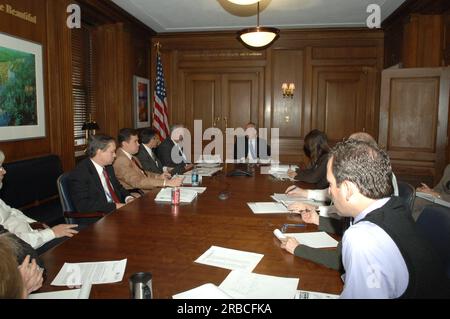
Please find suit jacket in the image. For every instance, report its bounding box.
[156,138,187,175]
[294,152,328,188]
[69,158,130,213]
[135,144,164,174]
[113,148,164,191]
[233,136,271,160]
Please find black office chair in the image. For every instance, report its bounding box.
[416,205,450,279]
[57,172,105,225]
[397,181,416,212]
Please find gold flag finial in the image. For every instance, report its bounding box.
[154,42,162,53]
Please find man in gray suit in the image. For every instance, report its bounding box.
[136,128,164,174]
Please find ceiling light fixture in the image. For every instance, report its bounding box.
[227,0,261,4]
[237,2,279,50]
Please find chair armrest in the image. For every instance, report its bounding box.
[63,211,106,219]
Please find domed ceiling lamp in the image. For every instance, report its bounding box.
[227,0,261,4]
[236,2,280,50]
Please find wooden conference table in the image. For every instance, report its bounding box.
[40,164,343,298]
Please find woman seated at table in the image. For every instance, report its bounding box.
[288,129,330,189]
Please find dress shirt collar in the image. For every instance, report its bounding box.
[354,197,391,223]
[120,148,133,160]
[143,144,154,156]
[90,159,104,176]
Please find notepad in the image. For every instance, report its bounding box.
[155,187,198,203]
[271,194,325,207]
[248,202,289,214]
[273,229,339,249]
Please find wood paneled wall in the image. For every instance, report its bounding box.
[0,0,153,170]
[152,29,384,163]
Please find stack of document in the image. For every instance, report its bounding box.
[178,187,207,194]
[195,246,264,272]
[155,187,198,203]
[247,202,289,214]
[173,270,299,299]
[195,155,222,164]
[271,193,325,207]
[184,167,223,177]
[268,164,298,174]
[416,191,450,208]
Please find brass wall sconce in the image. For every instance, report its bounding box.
[282,83,295,98]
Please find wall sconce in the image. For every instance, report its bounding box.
[282,83,295,98]
[81,114,99,141]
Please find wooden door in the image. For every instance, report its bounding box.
[311,66,377,143]
[378,67,450,185]
[185,73,221,134]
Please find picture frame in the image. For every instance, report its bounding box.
[133,76,151,129]
[0,32,46,141]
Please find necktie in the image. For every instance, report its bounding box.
[132,157,148,177]
[103,168,120,203]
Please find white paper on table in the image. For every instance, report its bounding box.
[184,167,222,176]
[281,232,338,249]
[295,290,339,299]
[51,259,127,286]
[29,282,92,299]
[219,270,299,299]
[178,187,207,194]
[154,187,198,203]
[268,164,299,173]
[247,202,289,214]
[195,246,263,272]
[270,172,296,181]
[172,283,232,299]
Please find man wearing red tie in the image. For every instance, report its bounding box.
[113,128,183,193]
[69,135,135,214]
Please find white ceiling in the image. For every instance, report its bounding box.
[111,0,406,33]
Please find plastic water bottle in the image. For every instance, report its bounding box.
[191,167,199,186]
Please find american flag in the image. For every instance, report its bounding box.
[153,52,170,139]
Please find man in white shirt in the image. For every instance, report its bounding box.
[157,124,194,174]
[281,140,449,298]
[0,150,78,249]
[136,128,165,174]
[233,122,271,162]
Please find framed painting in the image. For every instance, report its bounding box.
[0,32,45,141]
[133,76,151,129]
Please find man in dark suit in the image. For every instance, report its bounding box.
[69,134,135,214]
[234,122,271,161]
[156,125,193,175]
[136,128,164,174]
